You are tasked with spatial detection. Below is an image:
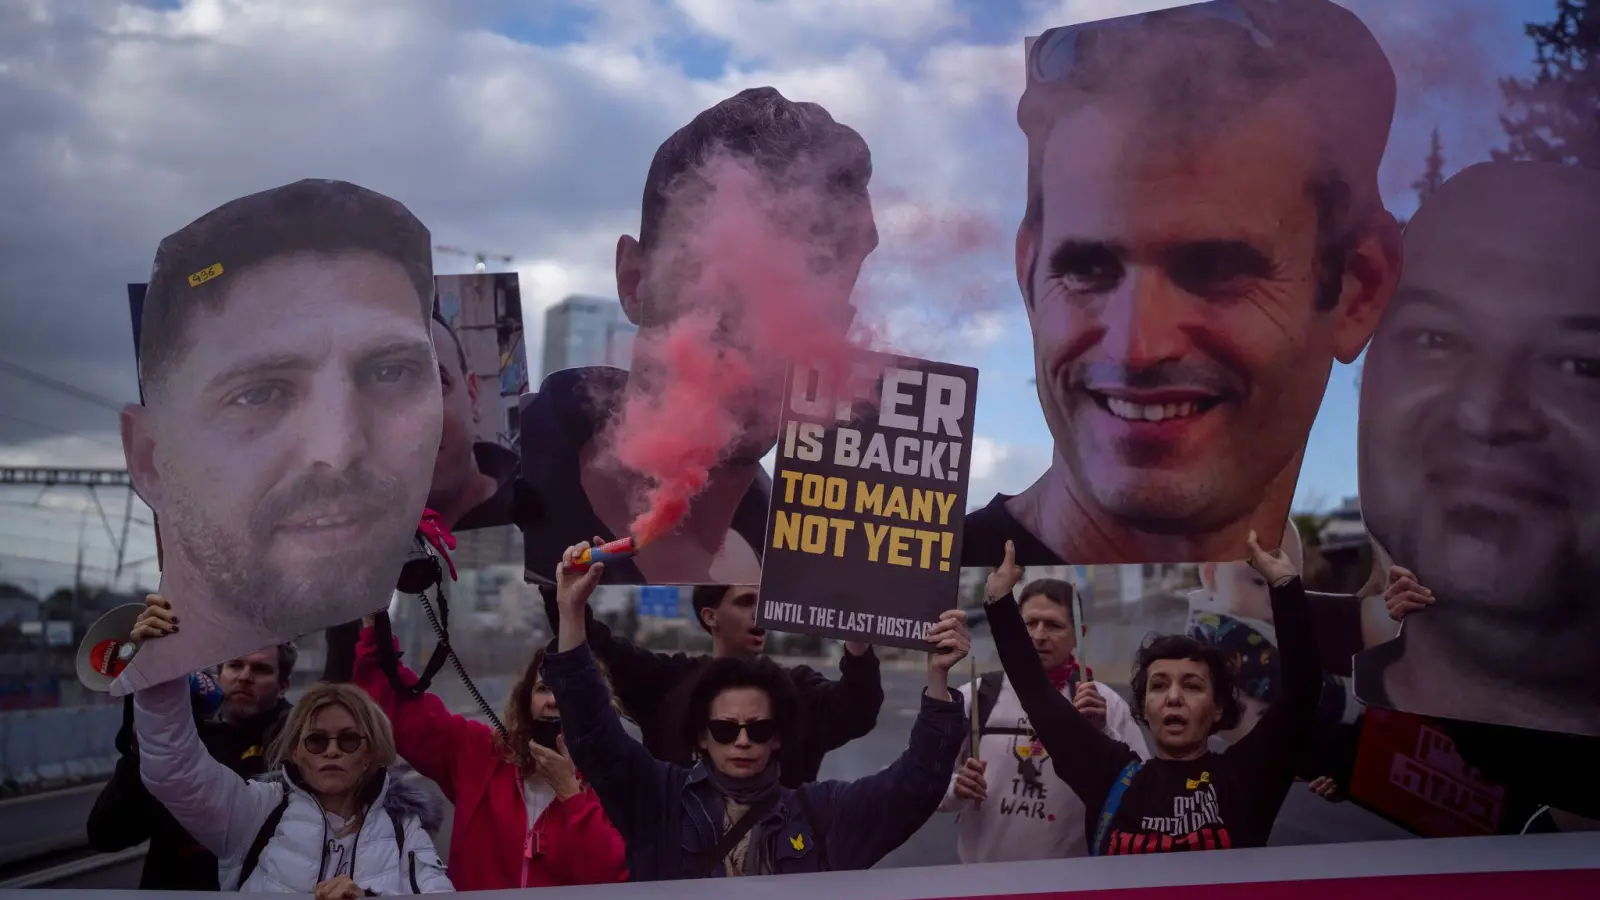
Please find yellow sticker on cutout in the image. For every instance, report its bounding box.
[187,263,224,287]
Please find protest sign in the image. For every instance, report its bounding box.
[756,351,977,650]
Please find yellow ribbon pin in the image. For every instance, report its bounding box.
[241,745,262,760]
[187,263,224,287]
[789,834,805,851]
[1185,771,1211,790]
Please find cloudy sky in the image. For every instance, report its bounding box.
[0,0,1549,595]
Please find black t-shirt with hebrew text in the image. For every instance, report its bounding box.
[987,577,1322,854]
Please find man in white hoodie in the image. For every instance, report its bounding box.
[940,566,1150,861]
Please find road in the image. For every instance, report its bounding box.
[11,667,1411,889]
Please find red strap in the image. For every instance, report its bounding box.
[418,508,458,581]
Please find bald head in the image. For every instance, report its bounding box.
[1404,161,1600,300]
[1359,160,1600,634]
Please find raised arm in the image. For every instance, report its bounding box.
[351,620,493,800]
[539,584,695,717]
[985,543,1133,814]
[1227,533,1322,803]
[547,542,674,846]
[134,677,281,861]
[790,646,884,753]
[812,609,970,868]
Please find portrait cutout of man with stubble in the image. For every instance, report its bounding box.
[113,179,444,695]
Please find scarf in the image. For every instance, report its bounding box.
[704,761,782,876]
[1047,659,1082,693]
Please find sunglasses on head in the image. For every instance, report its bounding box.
[1028,0,1275,86]
[303,731,367,755]
[706,719,777,745]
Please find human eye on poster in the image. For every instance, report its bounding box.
[964,0,1401,569]
[1353,161,1600,739]
[103,179,445,696]
[756,352,977,650]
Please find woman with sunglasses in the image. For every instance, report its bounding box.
[128,594,454,897]
[543,541,972,881]
[348,612,629,890]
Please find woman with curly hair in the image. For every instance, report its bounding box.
[984,532,1321,856]
[351,613,628,890]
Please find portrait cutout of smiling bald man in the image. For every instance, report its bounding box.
[112,179,444,696]
[962,0,1403,568]
[1355,161,1600,738]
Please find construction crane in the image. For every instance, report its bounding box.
[435,245,514,273]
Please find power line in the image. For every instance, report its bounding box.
[0,359,128,413]
[0,411,121,450]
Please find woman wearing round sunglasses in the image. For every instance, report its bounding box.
[128,594,454,897]
[543,541,973,881]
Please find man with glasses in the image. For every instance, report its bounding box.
[88,645,296,890]
[518,86,878,586]
[964,0,1403,567]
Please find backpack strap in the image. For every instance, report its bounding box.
[975,670,1006,735]
[1090,759,1144,857]
[386,805,417,894]
[793,789,831,872]
[238,790,291,888]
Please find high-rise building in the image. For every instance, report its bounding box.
[539,294,637,383]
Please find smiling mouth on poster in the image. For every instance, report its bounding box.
[371,529,510,742]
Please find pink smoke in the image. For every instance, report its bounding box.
[602,153,1003,545]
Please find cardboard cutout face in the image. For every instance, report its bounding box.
[961,0,1401,567]
[110,179,443,696]
[1354,161,1600,738]
[515,87,878,587]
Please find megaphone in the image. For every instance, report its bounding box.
[76,603,146,692]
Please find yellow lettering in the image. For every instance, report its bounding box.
[934,490,956,526]
[855,481,884,516]
[910,489,935,524]
[823,477,848,510]
[883,486,908,520]
[773,510,802,550]
[779,470,804,504]
[863,522,890,561]
[914,529,941,568]
[801,515,829,553]
[828,518,855,556]
[888,526,915,567]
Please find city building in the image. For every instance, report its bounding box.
[539,295,637,383]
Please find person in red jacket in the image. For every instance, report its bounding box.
[353,616,629,890]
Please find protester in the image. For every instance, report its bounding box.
[129,595,453,895]
[350,613,628,890]
[985,534,1319,854]
[87,645,295,890]
[541,579,883,787]
[544,541,968,879]
[940,578,1149,862]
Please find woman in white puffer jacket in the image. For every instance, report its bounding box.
[130,595,454,896]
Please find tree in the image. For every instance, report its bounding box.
[1494,0,1599,168]
[1413,127,1446,204]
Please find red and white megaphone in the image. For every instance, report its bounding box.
[75,603,146,692]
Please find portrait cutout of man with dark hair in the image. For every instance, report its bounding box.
[113,179,444,695]
[964,0,1403,568]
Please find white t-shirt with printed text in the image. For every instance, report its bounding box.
[939,675,1150,863]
